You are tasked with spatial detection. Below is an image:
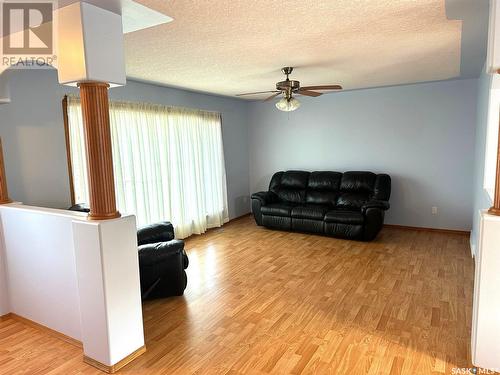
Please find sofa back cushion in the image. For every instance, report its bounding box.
[340,172,376,193]
[270,171,309,203]
[336,172,374,209]
[307,171,342,190]
[305,172,342,206]
[268,170,391,207]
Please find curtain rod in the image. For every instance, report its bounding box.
[65,94,222,117]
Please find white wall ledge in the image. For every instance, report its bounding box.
[0,202,87,219]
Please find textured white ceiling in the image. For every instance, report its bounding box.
[125,0,463,98]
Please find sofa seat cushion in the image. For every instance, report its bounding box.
[324,210,364,225]
[291,205,329,220]
[261,203,296,217]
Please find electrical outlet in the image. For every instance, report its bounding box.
[432,206,438,215]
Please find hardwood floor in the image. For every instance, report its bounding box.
[0,216,475,374]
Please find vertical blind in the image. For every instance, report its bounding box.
[67,96,229,238]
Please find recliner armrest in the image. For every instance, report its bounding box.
[251,191,278,205]
[138,239,188,300]
[361,200,390,214]
[138,240,185,267]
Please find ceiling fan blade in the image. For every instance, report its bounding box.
[236,90,279,96]
[298,90,323,97]
[264,92,281,102]
[300,85,343,91]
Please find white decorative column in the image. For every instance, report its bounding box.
[57,2,126,86]
[57,1,125,220]
[57,2,145,372]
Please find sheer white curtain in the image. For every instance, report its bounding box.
[67,96,229,238]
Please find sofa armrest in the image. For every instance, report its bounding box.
[137,221,175,245]
[361,200,390,214]
[251,191,277,226]
[251,191,278,205]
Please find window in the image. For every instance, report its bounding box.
[65,96,229,239]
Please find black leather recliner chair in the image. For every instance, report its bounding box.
[137,222,189,299]
[68,204,188,299]
[251,171,391,241]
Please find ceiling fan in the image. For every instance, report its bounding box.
[236,67,342,112]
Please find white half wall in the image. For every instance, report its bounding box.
[248,79,478,231]
[472,211,500,371]
[0,204,83,339]
[73,215,144,366]
[0,218,9,316]
[0,203,145,367]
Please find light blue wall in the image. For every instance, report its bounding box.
[0,69,251,219]
[248,79,479,231]
[471,70,494,254]
[0,70,483,231]
[0,70,73,208]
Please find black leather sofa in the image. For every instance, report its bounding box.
[251,171,391,241]
[69,204,188,299]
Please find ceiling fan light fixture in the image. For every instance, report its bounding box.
[275,97,301,112]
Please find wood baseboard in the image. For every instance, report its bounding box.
[84,345,146,373]
[2,312,146,373]
[227,212,252,223]
[0,312,11,322]
[384,224,470,236]
[218,215,472,236]
[2,312,83,348]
